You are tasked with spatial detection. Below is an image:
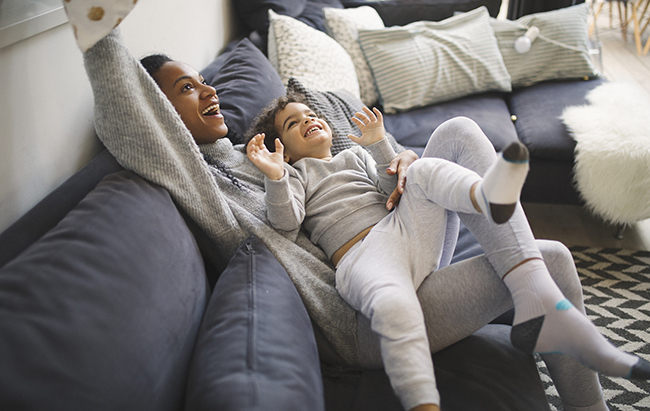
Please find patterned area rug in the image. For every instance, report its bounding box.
[537,247,650,411]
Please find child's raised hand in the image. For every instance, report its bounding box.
[246,134,286,180]
[348,106,386,146]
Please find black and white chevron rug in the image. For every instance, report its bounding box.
[537,247,650,411]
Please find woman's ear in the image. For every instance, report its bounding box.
[284,154,291,163]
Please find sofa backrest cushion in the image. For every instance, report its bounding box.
[0,171,208,411]
[184,235,324,411]
[200,38,286,145]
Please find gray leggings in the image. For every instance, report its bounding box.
[353,117,605,410]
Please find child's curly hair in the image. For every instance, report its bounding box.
[245,92,309,152]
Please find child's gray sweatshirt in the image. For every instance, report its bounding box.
[264,140,398,259]
[82,29,360,367]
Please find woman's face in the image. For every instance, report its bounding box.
[154,61,228,144]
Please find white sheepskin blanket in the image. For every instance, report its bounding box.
[561,81,650,225]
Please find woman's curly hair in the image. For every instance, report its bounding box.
[245,92,309,152]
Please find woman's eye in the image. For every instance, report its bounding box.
[181,83,194,91]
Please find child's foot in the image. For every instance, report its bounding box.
[474,141,529,224]
[506,259,650,379]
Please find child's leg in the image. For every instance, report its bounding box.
[336,228,440,411]
[403,145,529,225]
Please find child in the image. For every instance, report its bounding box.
[246,93,649,411]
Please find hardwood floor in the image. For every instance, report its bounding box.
[512,1,650,251]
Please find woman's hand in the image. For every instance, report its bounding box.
[246,134,285,180]
[348,107,386,146]
[385,150,419,210]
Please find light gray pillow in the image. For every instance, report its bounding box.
[267,9,361,99]
[358,6,511,113]
[324,6,385,106]
[490,3,599,88]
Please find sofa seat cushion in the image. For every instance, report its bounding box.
[384,91,519,156]
[323,324,549,411]
[0,171,208,411]
[184,235,324,411]
[507,78,606,162]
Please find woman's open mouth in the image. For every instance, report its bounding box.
[202,103,221,116]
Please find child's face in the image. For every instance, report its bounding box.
[275,102,333,163]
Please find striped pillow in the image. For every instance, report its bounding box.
[490,4,599,89]
[358,7,511,113]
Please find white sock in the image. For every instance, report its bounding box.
[475,142,529,224]
[505,259,650,379]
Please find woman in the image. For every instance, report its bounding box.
[83,28,627,411]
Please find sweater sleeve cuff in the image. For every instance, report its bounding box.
[367,138,397,165]
[264,169,292,205]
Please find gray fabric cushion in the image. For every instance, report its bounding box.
[201,38,286,145]
[184,235,324,411]
[507,78,606,161]
[340,0,503,27]
[358,7,511,113]
[0,171,208,411]
[383,91,519,155]
[323,324,549,411]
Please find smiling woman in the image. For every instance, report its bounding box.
[139,55,229,145]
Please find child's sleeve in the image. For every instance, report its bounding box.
[264,165,306,232]
[362,139,399,196]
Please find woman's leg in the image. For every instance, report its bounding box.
[416,117,630,409]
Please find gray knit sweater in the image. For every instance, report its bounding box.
[83,29,359,366]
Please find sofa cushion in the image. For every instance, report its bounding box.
[184,235,324,411]
[200,38,286,145]
[323,324,549,411]
[0,171,208,411]
[268,10,360,99]
[358,6,511,113]
[507,78,606,161]
[341,0,503,27]
[323,6,385,106]
[384,91,519,156]
[490,4,598,88]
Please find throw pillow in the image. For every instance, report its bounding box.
[200,38,286,144]
[358,6,511,113]
[287,77,405,156]
[324,6,385,106]
[0,171,208,411]
[184,235,324,411]
[490,3,599,88]
[268,10,361,99]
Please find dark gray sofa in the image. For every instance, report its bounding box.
[0,0,604,409]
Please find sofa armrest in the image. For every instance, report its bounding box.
[342,0,502,26]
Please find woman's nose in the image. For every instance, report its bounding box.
[201,84,217,99]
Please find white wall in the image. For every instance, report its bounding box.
[0,0,239,233]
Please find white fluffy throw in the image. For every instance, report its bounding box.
[561,81,650,225]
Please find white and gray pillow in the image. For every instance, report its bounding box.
[358,6,511,113]
[490,3,599,88]
[323,6,385,106]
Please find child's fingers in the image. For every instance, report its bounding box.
[362,106,377,121]
[351,116,364,129]
[347,134,361,143]
[274,138,284,154]
[372,107,383,122]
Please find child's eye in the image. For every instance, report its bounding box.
[288,121,297,128]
